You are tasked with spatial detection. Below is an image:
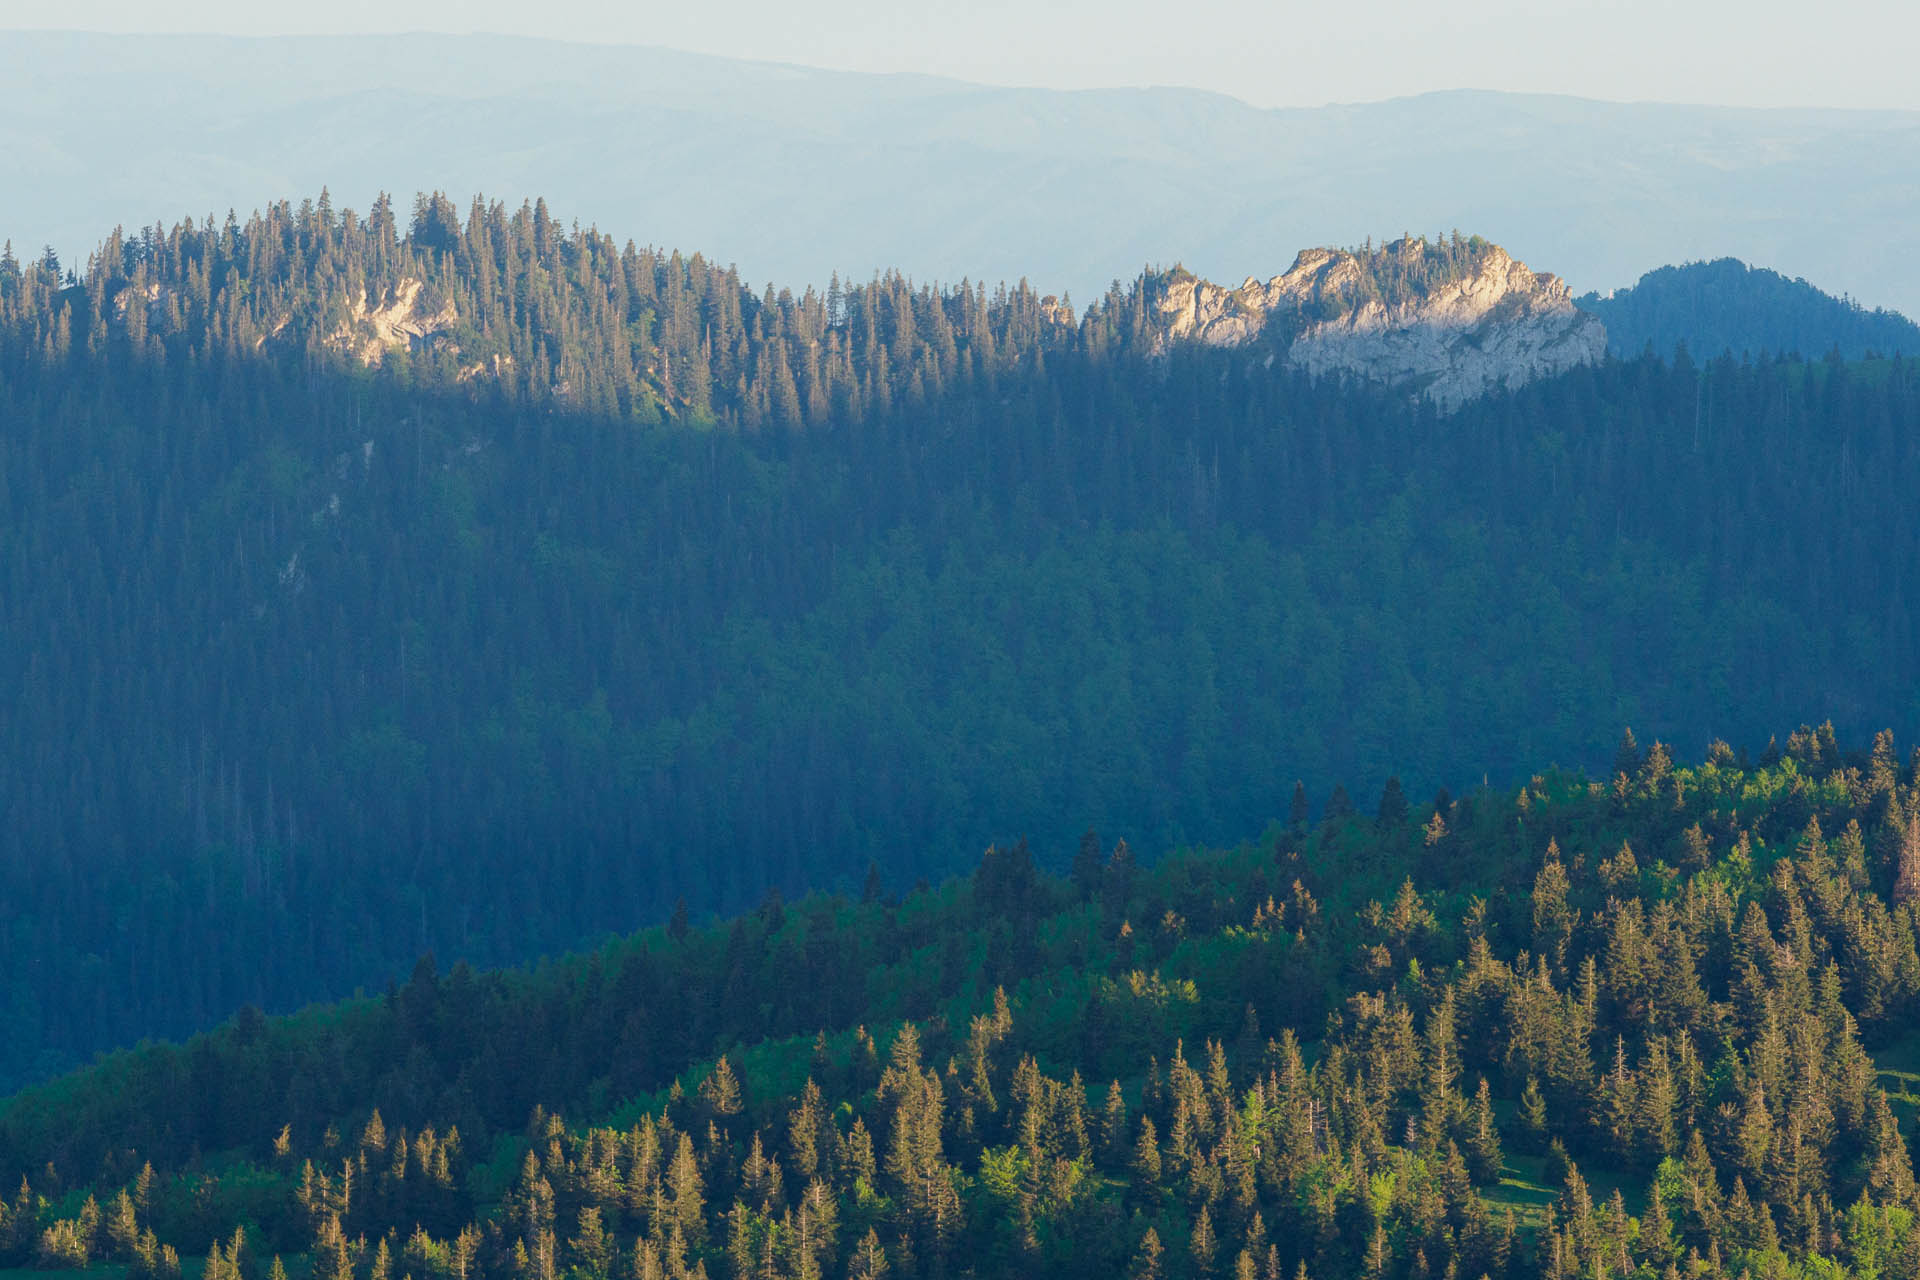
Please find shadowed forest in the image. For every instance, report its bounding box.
[2,194,1918,1101]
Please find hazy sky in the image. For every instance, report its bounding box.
[5,0,1917,111]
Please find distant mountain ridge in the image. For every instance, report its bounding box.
[1156,235,1607,408]
[1577,258,1920,361]
[6,32,1920,312]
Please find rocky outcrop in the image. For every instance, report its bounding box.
[328,278,457,366]
[1156,237,1606,411]
[1040,294,1079,327]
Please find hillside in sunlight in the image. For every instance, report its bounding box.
[5,734,1920,1280]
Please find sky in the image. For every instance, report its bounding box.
[3,0,1918,111]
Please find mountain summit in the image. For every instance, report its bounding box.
[1577,256,1920,361]
[1156,235,1607,408]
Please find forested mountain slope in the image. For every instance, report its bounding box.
[6,736,1920,1280]
[3,196,1920,1092]
[1577,260,1920,361]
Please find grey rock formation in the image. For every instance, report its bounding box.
[1157,238,1607,410]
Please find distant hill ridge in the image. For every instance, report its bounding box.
[7,32,1920,313]
[1577,257,1920,361]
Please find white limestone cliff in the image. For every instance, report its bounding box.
[327,278,458,367]
[1156,237,1606,411]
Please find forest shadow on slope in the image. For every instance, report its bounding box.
[3,205,1919,1093]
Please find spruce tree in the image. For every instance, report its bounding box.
[1132,1117,1163,1192]
[1613,728,1642,779]
[1128,1228,1164,1280]
[1190,1205,1218,1278]
[847,1228,888,1280]
[1377,777,1408,826]
[668,1134,706,1245]
[1099,1081,1128,1164]
[1071,830,1103,901]
[1519,1077,1550,1152]
[1466,1078,1503,1183]
[700,1058,744,1121]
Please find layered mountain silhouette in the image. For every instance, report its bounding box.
[6,31,1920,313]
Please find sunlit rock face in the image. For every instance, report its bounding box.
[1156,236,1607,410]
[325,277,458,367]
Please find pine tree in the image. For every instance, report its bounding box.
[701,1058,744,1121]
[852,1028,881,1093]
[1869,730,1901,797]
[842,1119,877,1190]
[1893,801,1920,905]
[1377,777,1408,826]
[362,1110,389,1156]
[1466,1078,1503,1183]
[668,1134,707,1245]
[1532,844,1574,976]
[105,1189,139,1259]
[1190,1205,1219,1278]
[1518,1076,1548,1152]
[1614,728,1642,779]
[1735,1079,1774,1181]
[1364,1224,1390,1280]
[1679,824,1712,873]
[724,1203,754,1280]
[1099,1081,1128,1164]
[1103,839,1136,919]
[1637,741,1673,794]
[571,1206,611,1277]
[789,1080,824,1180]
[1837,818,1870,888]
[1132,1117,1163,1192]
[1072,829,1103,901]
[315,1215,354,1280]
[1129,1228,1165,1280]
[847,1228,888,1280]
[1598,1037,1638,1160]
[1865,1090,1915,1202]
[1636,1039,1679,1164]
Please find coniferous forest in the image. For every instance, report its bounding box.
[1577,260,1920,364]
[9,737,1920,1280]
[3,193,1920,1096]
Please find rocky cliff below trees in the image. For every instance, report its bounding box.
[324,276,457,367]
[1156,234,1607,410]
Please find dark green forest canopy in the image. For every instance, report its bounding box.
[2,195,1920,1098]
[7,737,1920,1280]
[1577,258,1920,362]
